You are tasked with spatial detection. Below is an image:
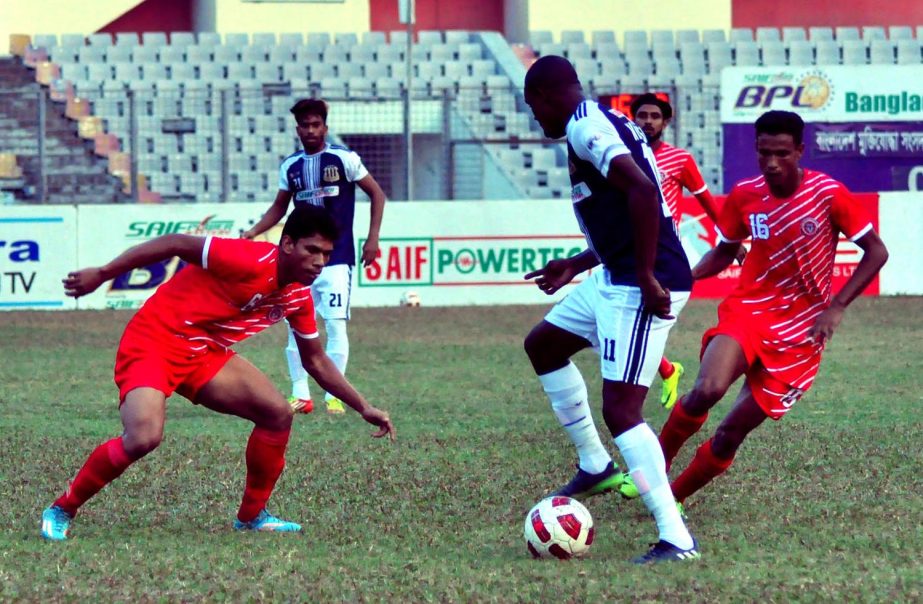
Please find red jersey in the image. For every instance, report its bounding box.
[126,237,318,354]
[652,142,708,223]
[715,170,871,387]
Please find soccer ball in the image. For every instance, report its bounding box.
[524,496,594,559]
[399,291,421,307]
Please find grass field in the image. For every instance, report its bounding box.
[1,298,921,602]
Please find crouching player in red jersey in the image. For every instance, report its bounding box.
[40,205,395,540]
[658,110,888,511]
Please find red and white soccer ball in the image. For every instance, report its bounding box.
[524,496,594,559]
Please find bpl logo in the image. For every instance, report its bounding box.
[735,74,832,111]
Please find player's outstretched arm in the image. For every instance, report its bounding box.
[809,230,888,344]
[357,174,387,267]
[241,190,292,239]
[691,240,739,281]
[63,234,206,298]
[524,250,598,295]
[296,335,396,440]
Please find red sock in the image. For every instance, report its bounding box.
[237,427,291,522]
[658,356,675,379]
[670,438,735,503]
[659,397,708,472]
[53,437,134,516]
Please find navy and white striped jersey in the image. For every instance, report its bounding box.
[566,101,692,291]
[279,144,368,266]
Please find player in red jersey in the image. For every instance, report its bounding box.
[631,93,722,409]
[657,110,888,509]
[40,205,395,541]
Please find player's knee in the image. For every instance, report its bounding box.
[690,375,730,407]
[122,424,163,458]
[258,400,295,431]
[524,326,553,367]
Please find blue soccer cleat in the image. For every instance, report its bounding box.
[233,509,302,532]
[632,538,701,564]
[41,505,73,541]
[552,461,633,499]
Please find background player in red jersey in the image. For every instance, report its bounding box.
[40,205,395,541]
[630,93,724,409]
[657,111,888,509]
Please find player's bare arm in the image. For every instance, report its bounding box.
[295,335,395,440]
[809,230,888,344]
[525,250,598,295]
[242,190,293,239]
[356,174,387,268]
[607,154,672,319]
[63,234,207,298]
[690,240,739,281]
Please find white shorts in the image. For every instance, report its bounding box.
[545,270,689,387]
[311,264,353,321]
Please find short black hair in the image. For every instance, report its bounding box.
[524,55,580,94]
[630,93,673,120]
[281,204,339,244]
[290,98,328,123]
[755,110,804,146]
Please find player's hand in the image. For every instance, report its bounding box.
[63,267,106,297]
[361,238,380,268]
[639,276,674,320]
[735,244,748,265]
[361,406,396,441]
[240,228,257,240]
[808,303,845,346]
[524,259,578,295]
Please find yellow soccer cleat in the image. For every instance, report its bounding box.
[660,362,684,409]
[326,397,346,414]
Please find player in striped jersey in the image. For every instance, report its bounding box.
[40,205,395,541]
[244,99,387,415]
[631,93,724,410]
[523,56,699,563]
[658,111,888,510]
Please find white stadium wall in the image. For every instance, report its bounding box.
[1,194,921,311]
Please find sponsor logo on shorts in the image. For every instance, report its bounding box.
[571,182,591,203]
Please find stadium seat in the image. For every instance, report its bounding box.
[362,31,387,45]
[445,31,470,45]
[160,46,185,63]
[788,41,814,66]
[591,31,616,46]
[815,41,840,65]
[733,41,760,66]
[756,27,781,42]
[561,30,585,44]
[295,46,322,64]
[761,41,786,66]
[33,34,57,50]
[623,30,648,49]
[781,27,806,42]
[458,43,482,61]
[808,27,835,43]
[363,62,388,79]
[418,30,443,45]
[707,41,733,72]
[530,30,553,45]
[335,32,359,47]
[170,32,196,47]
[115,32,138,47]
[186,45,211,64]
[730,28,753,42]
[78,45,105,63]
[835,27,860,41]
[862,26,886,41]
[197,32,221,47]
[88,33,112,47]
[566,42,592,60]
[251,33,276,47]
[307,32,331,46]
[701,29,726,44]
[241,45,269,62]
[60,33,85,48]
[133,45,159,63]
[338,62,362,79]
[870,40,895,64]
[888,26,913,40]
[896,39,922,64]
[224,32,249,47]
[141,32,167,46]
[841,40,868,64]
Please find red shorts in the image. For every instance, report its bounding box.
[113,327,234,404]
[702,304,822,421]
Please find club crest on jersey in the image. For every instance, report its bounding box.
[267,305,285,323]
[323,165,340,183]
[800,217,820,236]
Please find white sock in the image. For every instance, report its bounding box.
[285,325,312,400]
[323,318,349,402]
[614,423,693,549]
[539,362,612,475]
